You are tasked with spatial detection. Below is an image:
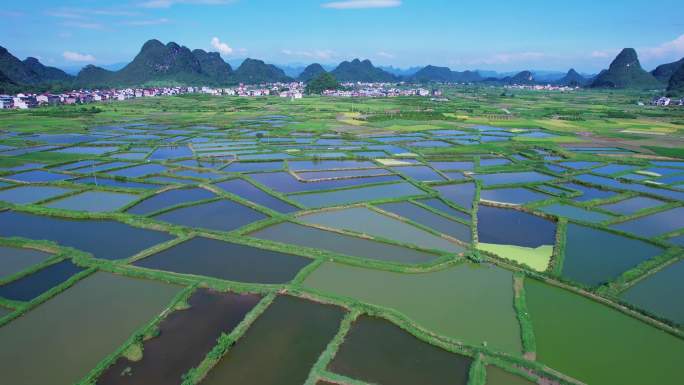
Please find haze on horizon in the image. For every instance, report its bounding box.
[1,0,683,73]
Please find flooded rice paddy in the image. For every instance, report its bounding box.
[249,221,439,264]
[299,207,465,253]
[152,199,267,232]
[329,316,471,385]
[200,296,344,385]
[304,262,522,354]
[97,290,260,385]
[562,224,663,286]
[0,246,53,278]
[0,260,84,301]
[620,259,684,324]
[1,113,683,385]
[0,272,180,385]
[126,187,215,215]
[44,191,139,212]
[134,237,311,283]
[526,279,684,385]
[0,211,174,260]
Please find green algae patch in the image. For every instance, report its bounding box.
[477,243,553,272]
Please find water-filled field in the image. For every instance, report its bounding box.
[526,279,684,385]
[329,316,472,385]
[0,273,180,385]
[0,95,682,385]
[304,262,522,354]
[200,296,344,385]
[97,290,260,385]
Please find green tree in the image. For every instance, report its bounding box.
[305,73,339,95]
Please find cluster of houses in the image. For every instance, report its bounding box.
[0,82,309,110]
[323,82,433,98]
[0,86,197,110]
[650,96,684,107]
[199,82,305,99]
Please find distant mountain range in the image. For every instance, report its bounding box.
[1,40,683,94]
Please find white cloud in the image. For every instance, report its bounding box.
[281,49,336,61]
[124,18,170,26]
[641,34,684,60]
[211,37,234,55]
[322,0,401,9]
[63,51,96,62]
[377,51,395,59]
[139,0,233,8]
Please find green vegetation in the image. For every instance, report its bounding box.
[666,62,684,97]
[305,73,339,95]
[477,243,553,272]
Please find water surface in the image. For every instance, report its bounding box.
[0,211,173,260]
[291,182,424,208]
[127,188,215,215]
[478,206,555,248]
[134,237,310,283]
[0,246,53,279]
[0,272,180,385]
[0,186,72,205]
[329,316,471,385]
[201,296,344,385]
[620,259,684,324]
[97,290,260,385]
[563,224,663,286]
[215,179,298,213]
[610,207,684,237]
[304,262,521,354]
[0,260,84,301]
[153,200,267,232]
[377,201,471,242]
[526,279,684,385]
[300,207,464,253]
[250,221,438,264]
[45,191,139,212]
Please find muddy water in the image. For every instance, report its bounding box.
[97,290,260,385]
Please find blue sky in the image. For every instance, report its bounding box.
[1,0,683,73]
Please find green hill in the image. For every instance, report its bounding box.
[591,48,662,89]
[298,63,327,82]
[22,57,72,83]
[409,65,482,83]
[74,65,115,88]
[234,58,292,84]
[331,59,397,82]
[113,40,207,85]
[505,71,535,85]
[192,49,234,84]
[557,69,587,87]
[651,58,684,83]
[0,69,18,93]
[70,40,291,87]
[666,62,684,97]
[0,46,42,84]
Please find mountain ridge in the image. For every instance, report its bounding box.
[591,48,662,89]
